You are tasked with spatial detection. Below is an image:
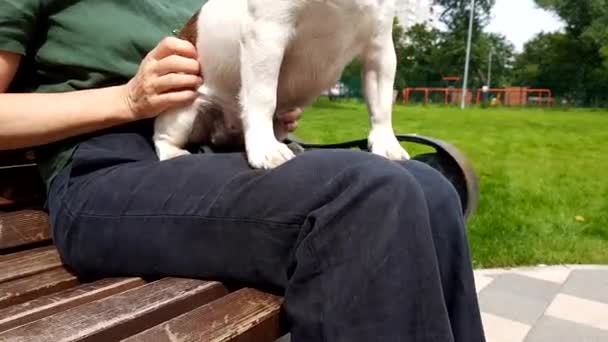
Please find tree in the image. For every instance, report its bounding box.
[436,30,514,89]
[398,24,444,88]
[434,0,496,31]
[428,0,514,88]
[525,0,608,105]
[513,33,578,100]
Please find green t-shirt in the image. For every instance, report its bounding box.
[0,0,204,189]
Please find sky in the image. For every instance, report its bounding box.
[485,0,565,52]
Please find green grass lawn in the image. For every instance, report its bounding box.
[295,98,608,268]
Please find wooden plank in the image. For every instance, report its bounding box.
[0,246,47,262]
[0,267,79,310]
[0,277,146,333]
[0,210,51,250]
[0,278,229,342]
[0,246,61,283]
[123,288,284,342]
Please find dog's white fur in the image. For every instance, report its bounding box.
[154,0,410,168]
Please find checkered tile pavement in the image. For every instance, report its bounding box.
[277,265,608,342]
[476,265,608,342]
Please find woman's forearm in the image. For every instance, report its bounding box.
[0,85,135,150]
[0,38,204,151]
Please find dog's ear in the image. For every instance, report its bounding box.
[178,9,200,45]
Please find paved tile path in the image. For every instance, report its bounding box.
[277,265,608,342]
[476,265,608,342]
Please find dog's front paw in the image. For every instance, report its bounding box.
[247,138,295,169]
[155,140,191,161]
[368,130,410,161]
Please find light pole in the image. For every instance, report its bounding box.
[461,0,476,110]
[487,47,494,88]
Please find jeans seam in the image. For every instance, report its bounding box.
[60,203,303,230]
[303,233,327,342]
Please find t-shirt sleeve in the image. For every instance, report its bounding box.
[0,0,41,55]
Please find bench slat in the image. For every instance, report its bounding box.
[0,210,51,251]
[0,245,51,262]
[0,278,229,342]
[123,288,284,342]
[0,277,145,333]
[0,246,61,283]
[0,267,79,310]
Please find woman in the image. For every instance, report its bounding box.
[0,1,485,341]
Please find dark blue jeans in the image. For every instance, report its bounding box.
[47,124,485,342]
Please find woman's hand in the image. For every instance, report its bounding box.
[124,36,301,132]
[123,37,203,120]
[278,108,302,132]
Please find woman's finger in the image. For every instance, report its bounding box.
[155,55,201,76]
[279,108,302,122]
[154,73,203,94]
[152,37,198,60]
[285,121,299,132]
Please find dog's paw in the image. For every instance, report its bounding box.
[155,141,191,161]
[368,130,410,161]
[247,138,295,169]
[160,148,191,161]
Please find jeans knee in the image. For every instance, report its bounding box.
[401,160,464,217]
[342,156,429,217]
[397,161,468,248]
[296,149,428,217]
[299,154,432,265]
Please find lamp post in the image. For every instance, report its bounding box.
[487,47,494,88]
[461,0,476,110]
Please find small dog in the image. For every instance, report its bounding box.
[154,0,410,169]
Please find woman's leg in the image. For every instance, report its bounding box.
[47,130,478,342]
[398,161,486,342]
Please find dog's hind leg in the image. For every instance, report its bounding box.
[239,11,296,169]
[362,24,410,161]
[153,102,199,161]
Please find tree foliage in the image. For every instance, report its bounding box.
[396,23,514,90]
[434,0,496,31]
[339,0,608,106]
[513,0,608,105]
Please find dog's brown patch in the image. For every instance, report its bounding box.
[178,10,200,44]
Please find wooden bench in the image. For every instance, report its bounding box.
[0,134,478,341]
[0,149,286,341]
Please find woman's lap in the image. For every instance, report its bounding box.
[48,130,444,281]
[47,129,485,341]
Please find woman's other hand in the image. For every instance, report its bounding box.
[278,108,302,132]
[123,37,203,120]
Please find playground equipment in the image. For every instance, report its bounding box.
[475,88,553,106]
[403,86,553,107]
[403,87,474,106]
